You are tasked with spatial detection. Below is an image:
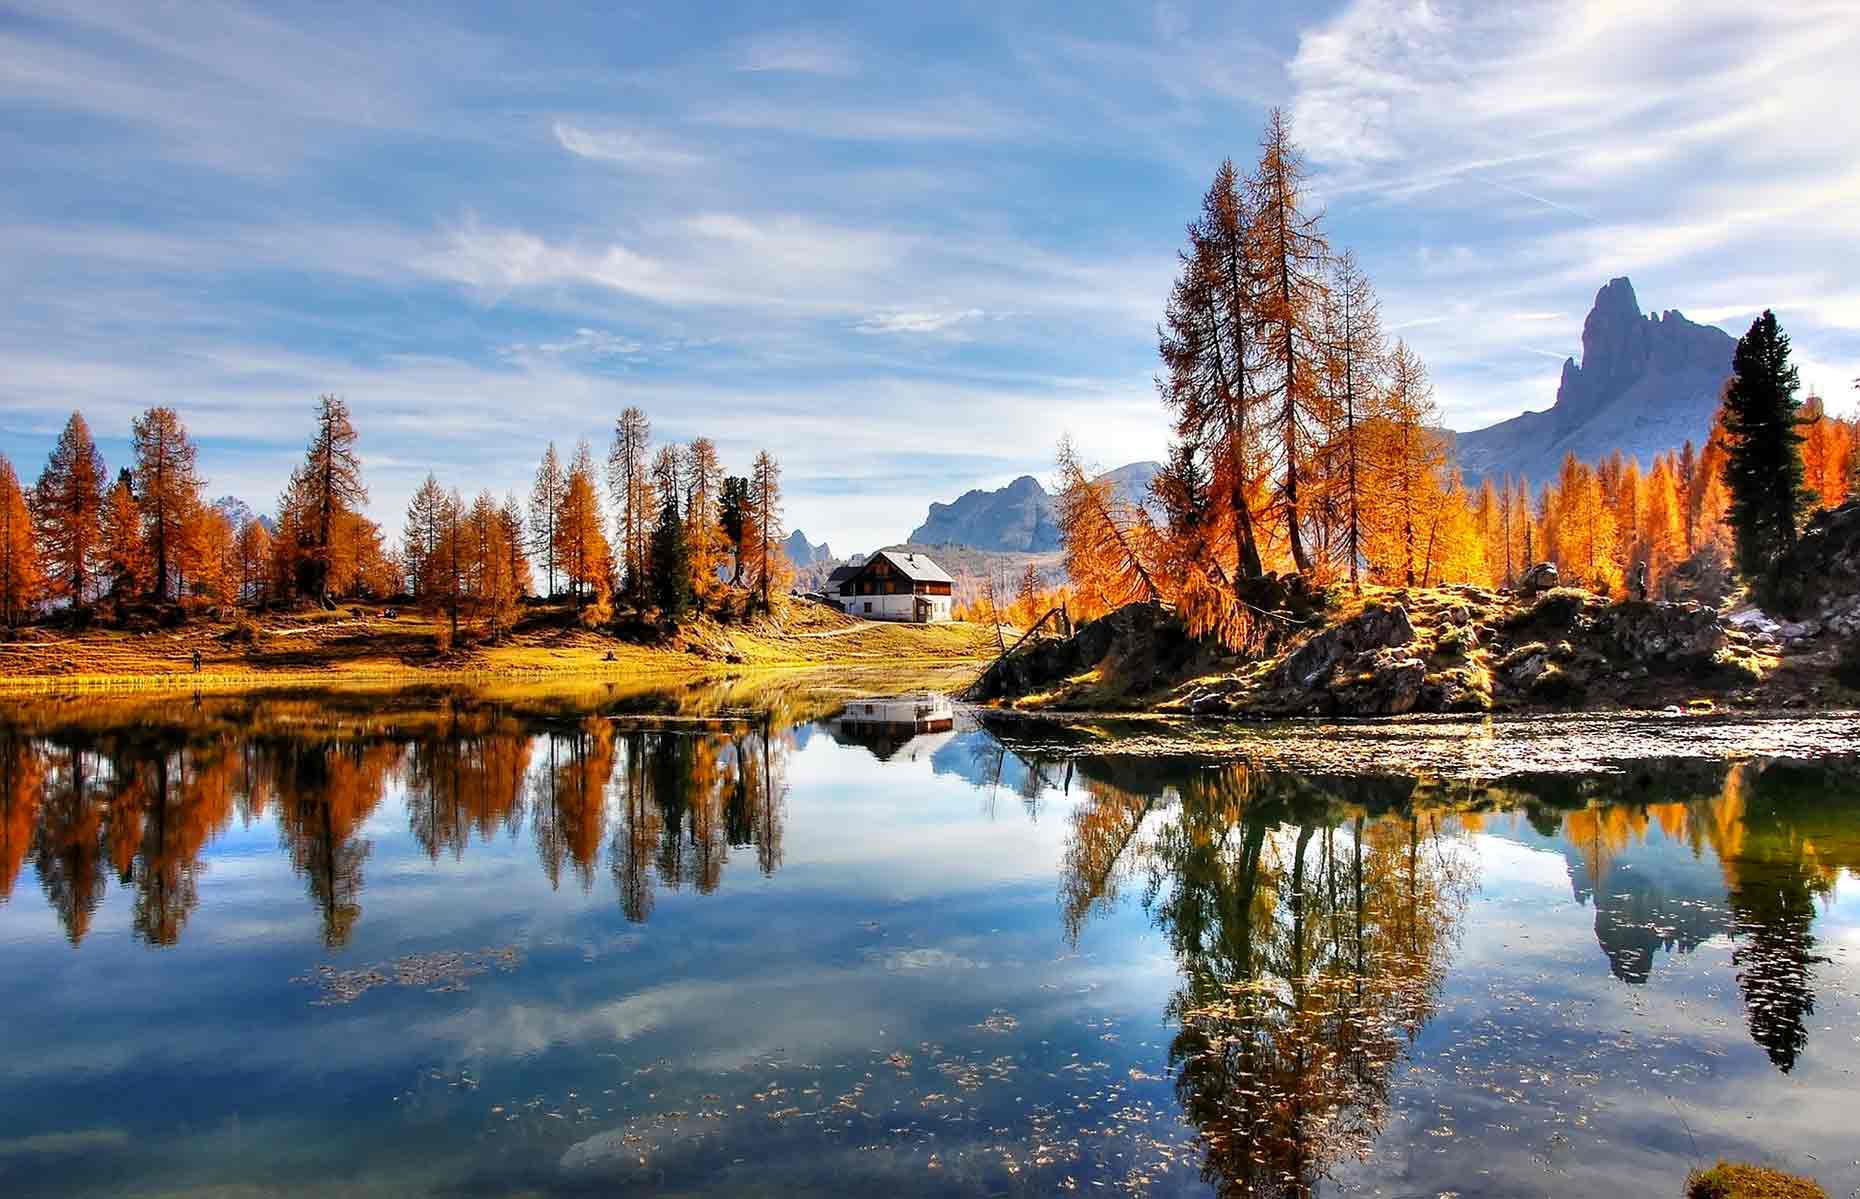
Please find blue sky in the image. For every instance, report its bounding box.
[2,0,1856,554]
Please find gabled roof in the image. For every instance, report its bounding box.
[825,564,860,585]
[871,549,952,583]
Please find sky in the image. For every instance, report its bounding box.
[1,0,1857,556]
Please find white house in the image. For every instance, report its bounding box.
[833,550,954,622]
[827,693,957,760]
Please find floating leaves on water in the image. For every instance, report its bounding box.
[291,945,520,1005]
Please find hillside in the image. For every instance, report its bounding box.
[1454,278,1734,485]
[905,460,1161,551]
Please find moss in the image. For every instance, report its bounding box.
[1685,1160,1827,1199]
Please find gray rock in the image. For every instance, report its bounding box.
[1277,603,1416,691]
[1327,649,1427,716]
[1521,562,1560,593]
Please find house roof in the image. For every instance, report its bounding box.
[872,549,952,583]
[825,564,860,585]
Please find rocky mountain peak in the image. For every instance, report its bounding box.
[1454,277,1735,487]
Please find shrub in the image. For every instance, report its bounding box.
[1685,1160,1826,1199]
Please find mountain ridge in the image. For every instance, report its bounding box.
[1454,277,1735,486]
[905,460,1160,552]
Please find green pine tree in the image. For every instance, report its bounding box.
[650,493,693,623]
[718,475,749,584]
[1721,310,1812,578]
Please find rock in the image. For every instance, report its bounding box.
[1435,623,1477,657]
[1726,606,1781,635]
[1442,604,1472,626]
[1425,666,1493,713]
[1608,600,1729,666]
[1327,649,1427,716]
[1521,562,1560,593]
[1277,603,1415,691]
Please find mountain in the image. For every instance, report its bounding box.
[212,495,275,534]
[783,530,832,566]
[905,460,1162,552]
[1454,278,1735,486]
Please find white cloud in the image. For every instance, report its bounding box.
[732,30,857,76]
[854,308,984,335]
[552,121,705,172]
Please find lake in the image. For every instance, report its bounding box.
[1,680,1858,1198]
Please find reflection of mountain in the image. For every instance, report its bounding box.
[1489,760,1860,1074]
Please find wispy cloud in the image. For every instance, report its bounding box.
[552,122,705,172]
[732,30,857,76]
[855,309,985,335]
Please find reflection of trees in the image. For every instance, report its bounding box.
[407,716,531,862]
[272,740,398,948]
[1058,761,1475,1198]
[610,720,787,923]
[34,742,109,944]
[1536,761,1860,1074]
[122,741,236,945]
[0,733,45,902]
[1,694,805,946]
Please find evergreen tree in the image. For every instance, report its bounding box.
[1721,310,1811,577]
[718,475,750,584]
[649,492,692,622]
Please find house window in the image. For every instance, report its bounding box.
[863,601,872,614]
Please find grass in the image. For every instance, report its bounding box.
[1685,1161,1827,1199]
[0,598,997,696]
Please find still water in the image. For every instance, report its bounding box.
[1,681,1858,1198]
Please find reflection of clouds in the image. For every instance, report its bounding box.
[867,947,986,971]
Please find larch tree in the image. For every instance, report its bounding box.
[684,438,724,599]
[556,440,610,609]
[1720,310,1812,577]
[33,411,108,604]
[100,470,149,600]
[529,442,566,599]
[1641,455,1686,592]
[1055,436,1161,613]
[608,407,654,602]
[235,517,271,605]
[1366,340,1445,586]
[499,494,532,603]
[747,451,787,612]
[1249,108,1330,575]
[1158,158,1265,584]
[1319,248,1386,587]
[402,473,447,600]
[129,406,202,601]
[1799,392,1852,510]
[287,394,367,605]
[0,454,43,625]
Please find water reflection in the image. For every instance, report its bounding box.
[1,693,793,945]
[1,690,1858,1197]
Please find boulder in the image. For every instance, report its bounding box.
[1607,601,1728,666]
[1277,603,1415,691]
[1521,562,1559,593]
[1326,648,1427,716]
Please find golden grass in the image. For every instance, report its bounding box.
[0,599,995,697]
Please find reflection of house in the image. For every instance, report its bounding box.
[833,550,953,622]
[827,694,957,760]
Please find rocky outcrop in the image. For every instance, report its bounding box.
[1276,603,1416,690]
[1454,278,1734,487]
[973,581,1799,717]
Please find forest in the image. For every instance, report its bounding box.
[0,397,792,642]
[2,112,1856,653]
[1045,111,1859,646]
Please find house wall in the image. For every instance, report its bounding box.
[843,592,952,622]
